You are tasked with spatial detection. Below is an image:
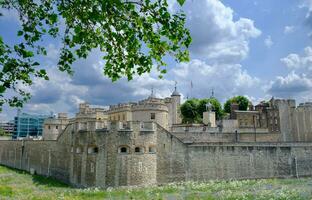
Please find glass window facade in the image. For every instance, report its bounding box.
[13,113,53,139]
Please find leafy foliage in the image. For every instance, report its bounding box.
[197,98,223,120]
[0,0,191,110]
[0,127,5,136]
[224,96,250,113]
[180,98,200,124]
[180,97,223,123]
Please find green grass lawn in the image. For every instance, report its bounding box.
[1,165,312,200]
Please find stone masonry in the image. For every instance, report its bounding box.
[1,121,312,187]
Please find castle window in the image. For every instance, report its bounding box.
[151,113,156,120]
[119,146,129,154]
[149,146,156,153]
[56,125,58,130]
[123,114,126,121]
[135,147,144,153]
[48,125,50,130]
[118,115,120,121]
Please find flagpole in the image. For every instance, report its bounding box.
[190,80,193,99]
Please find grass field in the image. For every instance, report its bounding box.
[1,165,312,200]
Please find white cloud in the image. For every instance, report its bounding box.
[184,0,261,63]
[264,35,273,48]
[301,0,312,12]
[267,71,312,98]
[281,46,312,70]
[284,26,295,34]
[45,44,60,60]
[171,59,260,101]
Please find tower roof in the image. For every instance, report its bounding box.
[171,81,180,96]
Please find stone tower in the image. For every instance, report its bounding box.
[170,83,182,125]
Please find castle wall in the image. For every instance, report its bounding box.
[156,125,187,184]
[186,143,312,180]
[274,100,296,142]
[292,105,312,142]
[69,122,158,187]
[0,140,71,183]
[132,109,168,129]
[171,132,280,143]
[1,122,312,188]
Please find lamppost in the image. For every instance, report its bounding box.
[253,115,256,142]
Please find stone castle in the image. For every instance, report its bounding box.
[1,87,312,187]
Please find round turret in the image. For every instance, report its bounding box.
[132,97,169,129]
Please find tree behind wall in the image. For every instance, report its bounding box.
[180,98,223,124]
[197,98,223,120]
[224,96,250,113]
[180,99,200,124]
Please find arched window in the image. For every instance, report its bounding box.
[121,147,127,153]
[118,146,129,154]
[135,147,144,153]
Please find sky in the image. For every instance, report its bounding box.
[1,0,312,121]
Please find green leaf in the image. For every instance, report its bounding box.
[177,0,186,6]
[17,31,23,36]
[0,86,5,94]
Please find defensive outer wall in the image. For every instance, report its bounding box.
[1,121,312,187]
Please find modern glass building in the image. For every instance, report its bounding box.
[13,112,54,139]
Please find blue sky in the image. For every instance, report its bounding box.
[1,0,312,121]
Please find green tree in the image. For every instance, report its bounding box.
[180,98,200,124]
[180,97,224,123]
[0,0,191,110]
[0,127,5,136]
[224,96,250,113]
[197,98,223,120]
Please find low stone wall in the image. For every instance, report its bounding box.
[0,140,71,183]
